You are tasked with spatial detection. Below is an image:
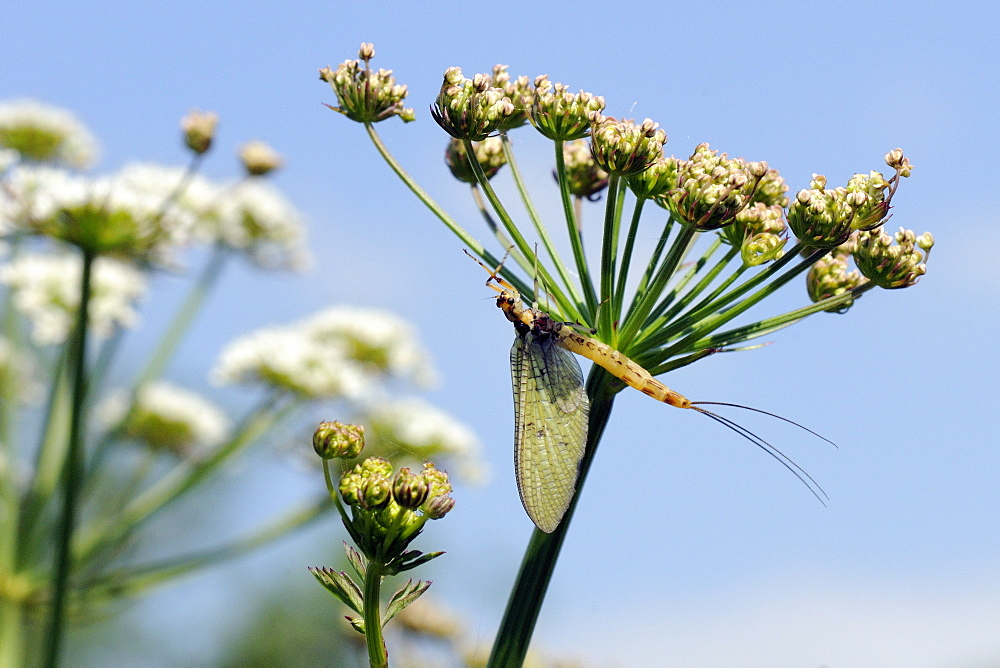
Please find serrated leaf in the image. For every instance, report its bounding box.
[346,615,366,634]
[394,550,445,573]
[382,579,432,627]
[344,542,366,580]
[308,566,364,613]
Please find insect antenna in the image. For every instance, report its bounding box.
[690,405,830,505]
[692,401,837,448]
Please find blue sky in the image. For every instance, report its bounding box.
[4,1,999,665]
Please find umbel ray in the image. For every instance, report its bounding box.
[466,250,834,533]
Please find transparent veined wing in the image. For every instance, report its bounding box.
[510,331,590,533]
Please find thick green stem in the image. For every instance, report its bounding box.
[363,560,388,668]
[43,248,94,667]
[488,370,618,667]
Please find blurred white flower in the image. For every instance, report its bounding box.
[0,335,41,403]
[0,99,99,168]
[0,252,147,345]
[304,306,437,388]
[0,164,197,264]
[203,180,310,270]
[212,325,373,401]
[98,381,229,457]
[362,397,487,485]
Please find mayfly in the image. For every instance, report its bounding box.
[468,251,831,534]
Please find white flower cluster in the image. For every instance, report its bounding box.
[0,99,99,168]
[0,164,199,264]
[212,306,437,401]
[212,325,373,400]
[306,306,437,387]
[0,252,147,345]
[363,397,486,484]
[202,180,310,270]
[97,381,229,456]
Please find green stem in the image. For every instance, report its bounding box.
[43,248,94,668]
[363,560,388,668]
[488,370,618,667]
[499,135,583,312]
[137,244,229,387]
[613,197,646,324]
[363,124,531,299]
[598,175,624,343]
[553,139,598,318]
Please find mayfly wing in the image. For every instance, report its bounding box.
[510,332,590,533]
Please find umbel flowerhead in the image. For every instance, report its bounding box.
[336,457,453,573]
[320,43,415,124]
[657,143,770,230]
[431,67,516,141]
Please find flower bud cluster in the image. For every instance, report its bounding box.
[724,203,788,266]
[657,143,768,230]
[560,139,609,199]
[431,68,516,141]
[851,226,931,289]
[806,244,865,312]
[487,64,534,132]
[529,75,605,141]
[239,140,283,177]
[313,420,365,460]
[181,110,218,156]
[445,137,506,183]
[590,115,666,177]
[337,457,454,572]
[319,44,415,124]
[786,174,855,248]
[627,156,678,200]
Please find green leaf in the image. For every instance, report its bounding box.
[308,566,364,614]
[382,579,431,627]
[393,550,445,573]
[344,542,366,580]
[346,615,366,635]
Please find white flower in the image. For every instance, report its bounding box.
[304,306,437,387]
[205,180,310,270]
[211,325,373,400]
[0,164,196,263]
[0,335,41,403]
[0,252,147,345]
[0,148,19,173]
[363,397,487,484]
[97,382,229,457]
[0,99,99,168]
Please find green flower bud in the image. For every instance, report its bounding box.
[445,137,506,183]
[528,75,605,141]
[320,43,415,124]
[658,144,765,230]
[431,67,515,141]
[741,231,787,267]
[559,139,609,199]
[424,495,455,520]
[627,155,678,200]
[787,174,855,248]
[721,202,787,254]
[393,467,430,509]
[313,420,365,460]
[806,248,865,312]
[359,475,392,510]
[852,226,928,289]
[589,115,666,177]
[339,456,393,506]
[181,109,218,155]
